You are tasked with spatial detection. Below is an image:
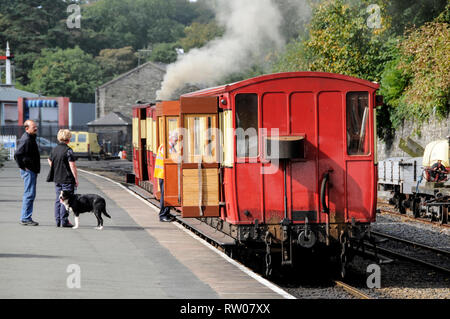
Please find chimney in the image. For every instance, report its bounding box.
[5,42,12,85]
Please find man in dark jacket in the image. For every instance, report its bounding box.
[14,120,40,226]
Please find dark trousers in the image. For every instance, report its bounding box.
[159,179,170,219]
[55,183,75,225]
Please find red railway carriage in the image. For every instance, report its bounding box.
[132,105,148,185]
[133,72,381,276]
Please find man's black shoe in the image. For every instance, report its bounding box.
[62,222,74,228]
[160,216,173,222]
[20,220,39,226]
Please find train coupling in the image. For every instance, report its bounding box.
[280,218,293,266]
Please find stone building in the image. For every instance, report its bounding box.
[95,61,166,119]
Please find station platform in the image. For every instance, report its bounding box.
[0,159,292,299]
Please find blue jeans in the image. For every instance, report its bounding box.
[20,169,37,222]
[55,183,75,225]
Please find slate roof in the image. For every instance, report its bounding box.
[87,112,132,126]
[97,61,166,89]
[0,85,39,102]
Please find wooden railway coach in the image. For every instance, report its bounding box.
[133,72,381,276]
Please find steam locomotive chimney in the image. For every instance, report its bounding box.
[5,42,12,85]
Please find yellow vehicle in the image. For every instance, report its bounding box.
[68,131,101,160]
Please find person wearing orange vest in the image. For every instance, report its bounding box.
[154,143,173,222]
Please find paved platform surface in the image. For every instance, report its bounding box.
[0,160,288,299]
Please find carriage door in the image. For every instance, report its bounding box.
[160,101,181,207]
[132,107,148,183]
[317,92,345,224]
[180,97,220,218]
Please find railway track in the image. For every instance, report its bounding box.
[377,204,450,229]
[77,164,449,299]
[333,280,372,299]
[369,230,450,275]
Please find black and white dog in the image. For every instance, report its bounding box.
[60,191,111,230]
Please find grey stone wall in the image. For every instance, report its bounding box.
[70,102,95,127]
[377,115,450,160]
[96,62,165,118]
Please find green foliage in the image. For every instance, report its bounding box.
[179,22,224,52]
[436,1,450,23]
[79,0,199,54]
[0,0,208,86]
[274,0,394,81]
[26,46,103,102]
[274,0,449,141]
[149,43,179,64]
[397,22,449,122]
[386,0,448,35]
[0,0,79,84]
[380,20,449,129]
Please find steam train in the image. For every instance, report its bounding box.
[378,139,450,224]
[132,72,382,276]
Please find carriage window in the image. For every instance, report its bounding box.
[166,117,180,160]
[184,114,217,163]
[235,94,258,158]
[152,119,157,153]
[346,92,369,155]
[78,134,86,142]
[147,117,153,152]
[158,117,164,148]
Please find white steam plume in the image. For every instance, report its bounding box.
[156,0,284,100]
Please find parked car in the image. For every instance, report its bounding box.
[68,131,101,160]
[36,137,57,155]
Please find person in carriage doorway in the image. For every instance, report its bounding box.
[47,129,78,227]
[154,131,178,222]
[430,159,447,182]
[14,120,40,226]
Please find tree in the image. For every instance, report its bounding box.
[149,43,179,64]
[0,0,79,84]
[281,0,392,81]
[79,0,199,54]
[26,47,103,102]
[381,21,450,126]
[386,0,448,36]
[179,22,223,52]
